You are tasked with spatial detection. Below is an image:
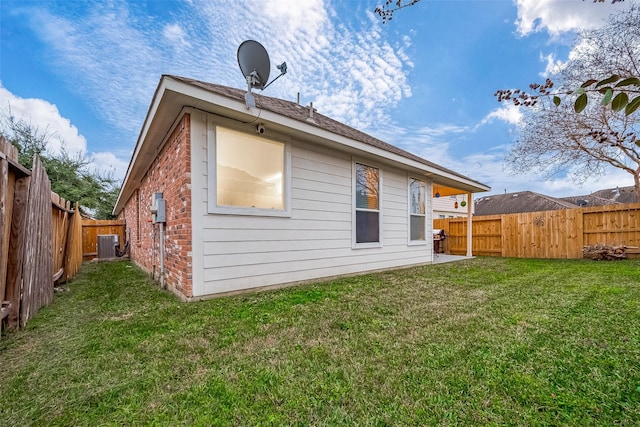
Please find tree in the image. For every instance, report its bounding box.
[498,5,640,200]
[374,0,421,23]
[0,111,120,219]
[496,75,640,116]
[374,0,623,24]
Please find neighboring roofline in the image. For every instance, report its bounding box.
[114,75,490,214]
[474,190,577,216]
[528,191,577,210]
[560,194,623,206]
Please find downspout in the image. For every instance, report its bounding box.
[159,222,165,289]
[151,192,166,289]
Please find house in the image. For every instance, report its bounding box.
[113,75,490,300]
[475,191,578,216]
[433,193,473,218]
[475,186,638,216]
[587,186,638,205]
[559,194,623,208]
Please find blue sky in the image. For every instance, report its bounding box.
[0,0,635,197]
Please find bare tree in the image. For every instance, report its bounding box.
[503,5,640,200]
[375,0,624,24]
[374,0,421,23]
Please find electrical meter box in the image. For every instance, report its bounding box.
[155,199,166,223]
[150,192,166,223]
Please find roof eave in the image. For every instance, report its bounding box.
[114,76,490,215]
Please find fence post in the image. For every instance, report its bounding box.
[575,208,584,258]
[466,194,473,256]
[0,141,9,307]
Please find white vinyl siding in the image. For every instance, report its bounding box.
[190,112,433,296]
[432,193,472,218]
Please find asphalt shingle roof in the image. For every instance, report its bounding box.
[475,186,638,216]
[475,191,577,216]
[589,186,638,205]
[560,195,622,207]
[167,75,486,188]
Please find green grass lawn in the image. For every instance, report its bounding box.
[1,257,639,426]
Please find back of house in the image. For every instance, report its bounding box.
[113,75,489,299]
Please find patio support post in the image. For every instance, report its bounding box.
[466,192,472,256]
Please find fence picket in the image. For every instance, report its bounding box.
[1,137,85,334]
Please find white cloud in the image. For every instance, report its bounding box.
[539,52,566,77]
[460,146,635,199]
[0,83,87,156]
[24,4,163,134]
[378,112,633,199]
[0,84,129,182]
[374,123,469,171]
[262,0,328,35]
[163,23,190,49]
[6,0,415,189]
[479,104,523,126]
[514,0,631,36]
[194,0,412,130]
[19,0,413,141]
[433,151,631,199]
[90,151,129,181]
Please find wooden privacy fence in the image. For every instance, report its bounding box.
[1,137,83,336]
[435,202,640,259]
[81,220,126,260]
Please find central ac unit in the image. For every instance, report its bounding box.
[97,234,120,258]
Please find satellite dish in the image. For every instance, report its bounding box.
[237,40,271,90]
[237,40,288,109]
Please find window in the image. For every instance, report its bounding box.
[409,178,426,241]
[355,163,380,244]
[211,126,288,215]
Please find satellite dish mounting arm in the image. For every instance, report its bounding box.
[262,62,287,91]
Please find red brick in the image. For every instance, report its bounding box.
[118,114,193,298]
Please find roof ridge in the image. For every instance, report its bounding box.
[532,192,577,208]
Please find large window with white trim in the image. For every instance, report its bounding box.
[211,126,288,215]
[409,178,426,241]
[355,162,380,244]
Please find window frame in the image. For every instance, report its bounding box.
[407,176,427,245]
[207,123,291,217]
[352,160,382,249]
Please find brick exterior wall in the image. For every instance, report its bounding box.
[119,113,193,298]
